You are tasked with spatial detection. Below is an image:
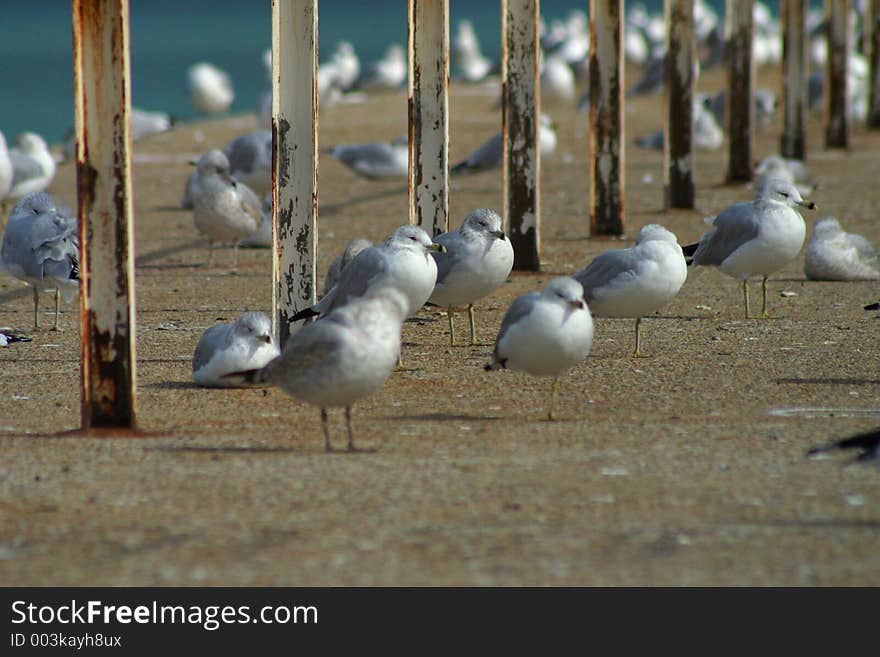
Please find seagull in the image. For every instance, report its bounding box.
[8,132,56,201]
[223,130,272,197]
[187,62,234,115]
[355,44,407,91]
[0,132,13,211]
[231,288,411,452]
[485,277,594,420]
[323,237,373,295]
[429,208,514,346]
[0,330,31,347]
[574,224,687,357]
[683,178,816,318]
[451,114,557,176]
[192,149,261,265]
[326,136,409,180]
[754,155,816,197]
[540,55,576,103]
[0,192,78,330]
[804,217,879,281]
[192,312,280,387]
[238,194,272,249]
[292,225,441,323]
[807,426,880,465]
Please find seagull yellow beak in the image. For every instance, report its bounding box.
[427,243,446,252]
[798,200,817,210]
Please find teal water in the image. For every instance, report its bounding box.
[1,0,789,144]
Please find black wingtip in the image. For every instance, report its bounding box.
[290,307,319,322]
[864,302,880,311]
[681,242,699,257]
[450,161,468,176]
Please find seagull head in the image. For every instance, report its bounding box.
[544,277,587,311]
[759,178,816,210]
[234,311,275,345]
[462,208,506,240]
[387,225,444,253]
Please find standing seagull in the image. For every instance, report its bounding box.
[451,115,557,176]
[231,288,411,452]
[485,277,594,420]
[429,208,514,346]
[187,62,234,115]
[0,192,78,330]
[192,312,280,387]
[192,149,261,265]
[8,132,56,200]
[683,178,815,318]
[573,224,687,357]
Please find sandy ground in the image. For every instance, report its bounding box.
[1,67,879,586]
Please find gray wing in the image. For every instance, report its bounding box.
[9,152,42,186]
[431,231,468,284]
[690,202,760,267]
[573,248,641,300]
[847,234,878,262]
[225,132,271,174]
[192,324,230,373]
[233,180,263,222]
[314,247,391,314]
[1,212,77,280]
[494,292,539,355]
[265,317,343,385]
[330,143,395,167]
[457,131,502,171]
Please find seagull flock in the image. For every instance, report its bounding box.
[1,3,877,461]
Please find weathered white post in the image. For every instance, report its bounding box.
[271,0,318,347]
[502,0,541,270]
[725,0,754,182]
[589,0,625,236]
[408,0,449,237]
[664,0,695,209]
[72,0,137,428]
[869,0,880,127]
[780,0,808,159]
[825,0,850,147]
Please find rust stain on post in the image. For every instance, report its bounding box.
[825,0,850,148]
[589,0,625,236]
[780,0,808,159]
[502,0,540,270]
[869,0,880,127]
[272,0,318,347]
[73,0,137,429]
[408,0,449,237]
[725,0,754,182]
[664,0,695,209]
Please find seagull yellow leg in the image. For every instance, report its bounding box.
[50,289,61,332]
[447,308,456,347]
[742,279,750,319]
[633,317,645,357]
[761,276,772,318]
[321,407,332,452]
[468,304,478,346]
[345,406,356,452]
[547,376,559,421]
[32,288,40,330]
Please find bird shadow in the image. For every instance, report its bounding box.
[135,238,206,267]
[145,445,298,455]
[775,378,880,386]
[320,185,409,216]
[141,381,200,390]
[382,412,503,422]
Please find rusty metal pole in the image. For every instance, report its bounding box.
[725,0,754,182]
[271,0,318,347]
[408,0,449,237]
[589,0,625,236]
[780,0,808,159]
[72,0,137,429]
[869,0,880,127]
[664,0,695,209]
[826,0,851,147]
[502,0,541,270]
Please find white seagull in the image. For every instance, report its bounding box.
[192,312,280,387]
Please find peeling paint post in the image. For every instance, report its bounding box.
[408,0,449,237]
[664,0,695,209]
[271,0,318,347]
[869,0,880,127]
[589,0,625,236]
[725,0,754,182]
[72,0,137,428]
[825,0,850,147]
[502,0,541,270]
[780,0,808,159]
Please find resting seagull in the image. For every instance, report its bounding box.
[192,312,279,387]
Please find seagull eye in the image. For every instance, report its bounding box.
[779,192,789,198]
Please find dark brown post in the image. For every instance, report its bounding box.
[780,0,808,158]
[502,0,541,270]
[826,0,850,147]
[725,0,754,182]
[869,0,880,127]
[408,0,450,237]
[664,0,695,209]
[72,0,137,428]
[589,0,625,236]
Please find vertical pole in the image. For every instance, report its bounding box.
[408,0,449,237]
[664,0,695,209]
[589,0,625,236]
[869,0,880,127]
[826,0,850,147]
[725,0,754,182]
[72,0,137,429]
[780,0,808,159]
[503,0,541,270]
[271,0,318,347]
